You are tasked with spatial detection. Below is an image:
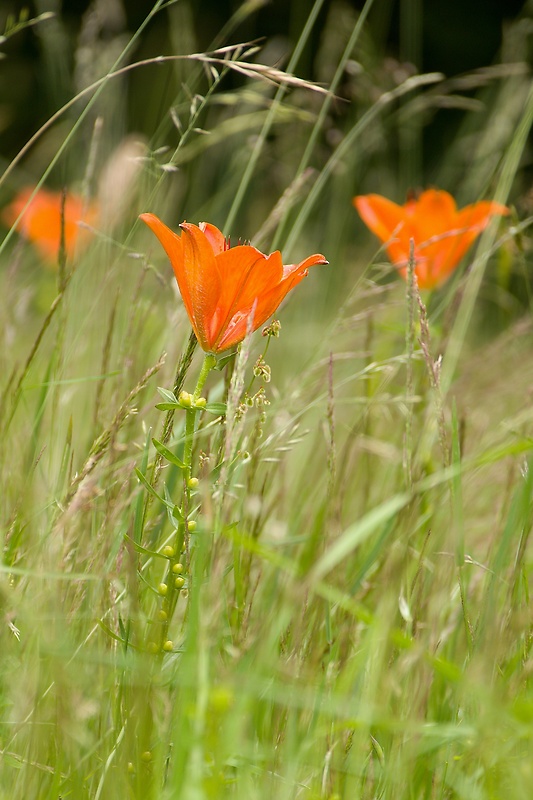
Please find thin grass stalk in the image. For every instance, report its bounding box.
[272,0,377,250]
[223,0,327,232]
[440,81,533,398]
[284,72,443,255]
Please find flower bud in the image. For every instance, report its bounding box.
[162,640,174,652]
[172,562,184,574]
[158,583,168,596]
[162,545,175,558]
[187,477,199,489]
[195,396,207,408]
[178,391,192,407]
[187,520,197,532]
[175,576,185,589]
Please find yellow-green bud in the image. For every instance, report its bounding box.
[162,640,174,652]
[195,396,207,408]
[175,576,185,589]
[178,390,192,407]
[127,761,135,773]
[187,520,197,532]
[162,545,175,558]
[141,751,152,762]
[157,609,168,621]
[187,477,199,489]
[172,562,184,574]
[158,583,168,596]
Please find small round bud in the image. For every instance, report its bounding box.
[162,545,175,558]
[147,642,159,654]
[162,640,174,652]
[127,761,135,774]
[158,583,168,596]
[141,750,152,762]
[187,520,197,532]
[178,391,192,407]
[175,576,185,589]
[172,562,184,574]
[195,396,207,409]
[187,477,199,489]
[157,609,168,621]
[262,320,281,338]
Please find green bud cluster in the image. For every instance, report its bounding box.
[262,319,281,337]
[253,355,271,382]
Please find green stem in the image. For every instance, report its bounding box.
[183,353,217,481]
[151,353,216,652]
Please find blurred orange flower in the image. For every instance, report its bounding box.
[2,186,98,265]
[353,189,509,289]
[140,213,328,353]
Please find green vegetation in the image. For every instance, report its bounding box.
[0,1,532,798]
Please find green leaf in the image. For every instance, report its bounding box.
[310,492,410,582]
[214,352,237,370]
[155,402,182,410]
[124,533,168,558]
[135,467,172,508]
[204,402,227,415]
[157,386,178,403]
[152,438,186,468]
[97,619,133,647]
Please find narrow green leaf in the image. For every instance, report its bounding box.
[124,533,168,558]
[135,467,171,507]
[311,493,410,581]
[204,402,227,415]
[157,386,178,403]
[152,437,186,468]
[214,352,237,370]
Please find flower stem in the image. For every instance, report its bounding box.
[183,353,216,480]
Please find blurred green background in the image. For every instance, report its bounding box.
[1,0,532,331]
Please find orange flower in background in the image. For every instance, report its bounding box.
[140,213,328,353]
[353,189,509,289]
[2,186,98,265]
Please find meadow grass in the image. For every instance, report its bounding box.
[1,2,533,798]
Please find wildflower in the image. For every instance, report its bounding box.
[353,189,509,289]
[139,214,327,352]
[2,186,98,265]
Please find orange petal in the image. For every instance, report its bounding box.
[210,246,273,349]
[215,273,300,352]
[4,187,96,263]
[409,189,456,240]
[139,213,198,334]
[353,194,410,266]
[216,255,325,352]
[199,221,226,255]
[282,252,328,277]
[179,222,223,350]
[431,200,508,286]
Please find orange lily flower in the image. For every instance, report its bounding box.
[140,213,328,353]
[2,186,98,264]
[353,189,509,289]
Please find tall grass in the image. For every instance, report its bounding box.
[1,2,533,799]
